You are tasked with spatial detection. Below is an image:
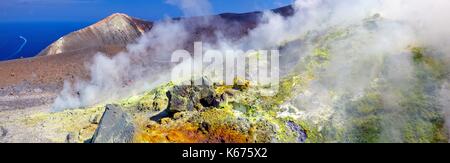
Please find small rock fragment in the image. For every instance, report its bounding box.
[66,132,79,143]
[233,77,250,91]
[173,112,185,120]
[160,118,172,125]
[0,126,7,138]
[138,91,169,112]
[91,104,135,143]
[199,122,210,134]
[89,114,101,124]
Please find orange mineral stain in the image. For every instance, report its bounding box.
[134,122,250,143]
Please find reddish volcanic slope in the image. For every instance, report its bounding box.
[37,13,153,57]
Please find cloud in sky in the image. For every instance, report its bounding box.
[165,0,213,17]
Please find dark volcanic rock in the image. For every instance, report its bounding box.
[91,104,135,143]
[65,132,78,143]
[167,83,221,113]
[0,126,7,138]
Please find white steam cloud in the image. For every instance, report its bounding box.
[52,20,189,111]
[273,0,450,142]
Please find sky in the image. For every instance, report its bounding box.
[0,0,294,60]
[0,0,294,22]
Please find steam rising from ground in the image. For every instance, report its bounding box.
[52,20,189,111]
[53,0,450,142]
[276,0,450,142]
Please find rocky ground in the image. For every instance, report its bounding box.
[0,77,308,143]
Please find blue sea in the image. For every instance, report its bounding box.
[0,22,92,61]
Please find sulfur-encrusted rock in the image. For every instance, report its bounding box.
[137,91,169,112]
[91,104,135,143]
[167,84,222,113]
[89,114,101,124]
[249,120,277,143]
